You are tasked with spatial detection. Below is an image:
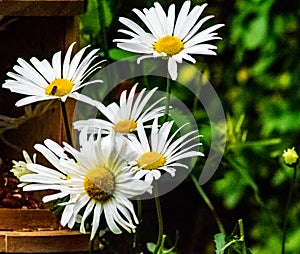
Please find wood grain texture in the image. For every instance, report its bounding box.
[0,0,85,16]
[0,229,91,253]
[0,234,5,253]
[0,208,60,230]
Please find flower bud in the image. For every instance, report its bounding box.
[10,150,36,179]
[283,147,299,167]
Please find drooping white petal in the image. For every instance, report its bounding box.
[61,203,75,226]
[90,203,102,240]
[104,201,122,234]
[80,200,95,234]
[168,57,178,80]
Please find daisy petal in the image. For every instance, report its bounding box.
[168,58,178,80]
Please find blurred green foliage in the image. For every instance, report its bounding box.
[79,0,300,253]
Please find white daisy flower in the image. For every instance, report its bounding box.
[2,42,103,107]
[114,1,224,80]
[20,129,152,240]
[127,118,204,184]
[73,83,165,136]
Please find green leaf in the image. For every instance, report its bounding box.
[214,233,226,254]
[228,157,259,194]
[214,171,246,209]
[252,56,275,76]
[261,108,300,136]
[146,241,178,254]
[227,138,282,151]
[108,48,138,60]
[147,242,156,253]
[244,14,268,50]
[102,0,113,28]
[80,0,113,39]
[80,0,100,35]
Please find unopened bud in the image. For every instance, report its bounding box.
[283,147,299,167]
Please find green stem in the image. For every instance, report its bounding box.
[281,166,297,254]
[192,76,201,113]
[137,199,143,219]
[143,75,150,90]
[60,101,73,147]
[89,238,95,254]
[163,77,172,122]
[98,0,109,60]
[153,182,164,254]
[133,199,143,253]
[191,173,226,235]
[152,76,172,254]
[238,219,247,254]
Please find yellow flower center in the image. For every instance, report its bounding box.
[137,151,166,170]
[45,78,74,97]
[84,167,115,202]
[154,35,184,56]
[113,119,137,134]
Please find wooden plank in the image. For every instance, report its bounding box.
[0,234,5,252]
[0,208,60,230]
[0,0,85,16]
[1,229,91,253]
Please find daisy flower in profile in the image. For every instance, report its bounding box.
[2,42,103,107]
[114,1,224,80]
[127,118,204,183]
[11,150,37,179]
[20,129,152,240]
[73,83,165,136]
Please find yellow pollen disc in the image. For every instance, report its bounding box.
[45,78,74,97]
[113,119,137,134]
[137,151,166,170]
[154,35,184,56]
[84,167,115,202]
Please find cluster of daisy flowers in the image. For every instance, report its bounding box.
[10,80,203,240]
[1,0,223,241]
